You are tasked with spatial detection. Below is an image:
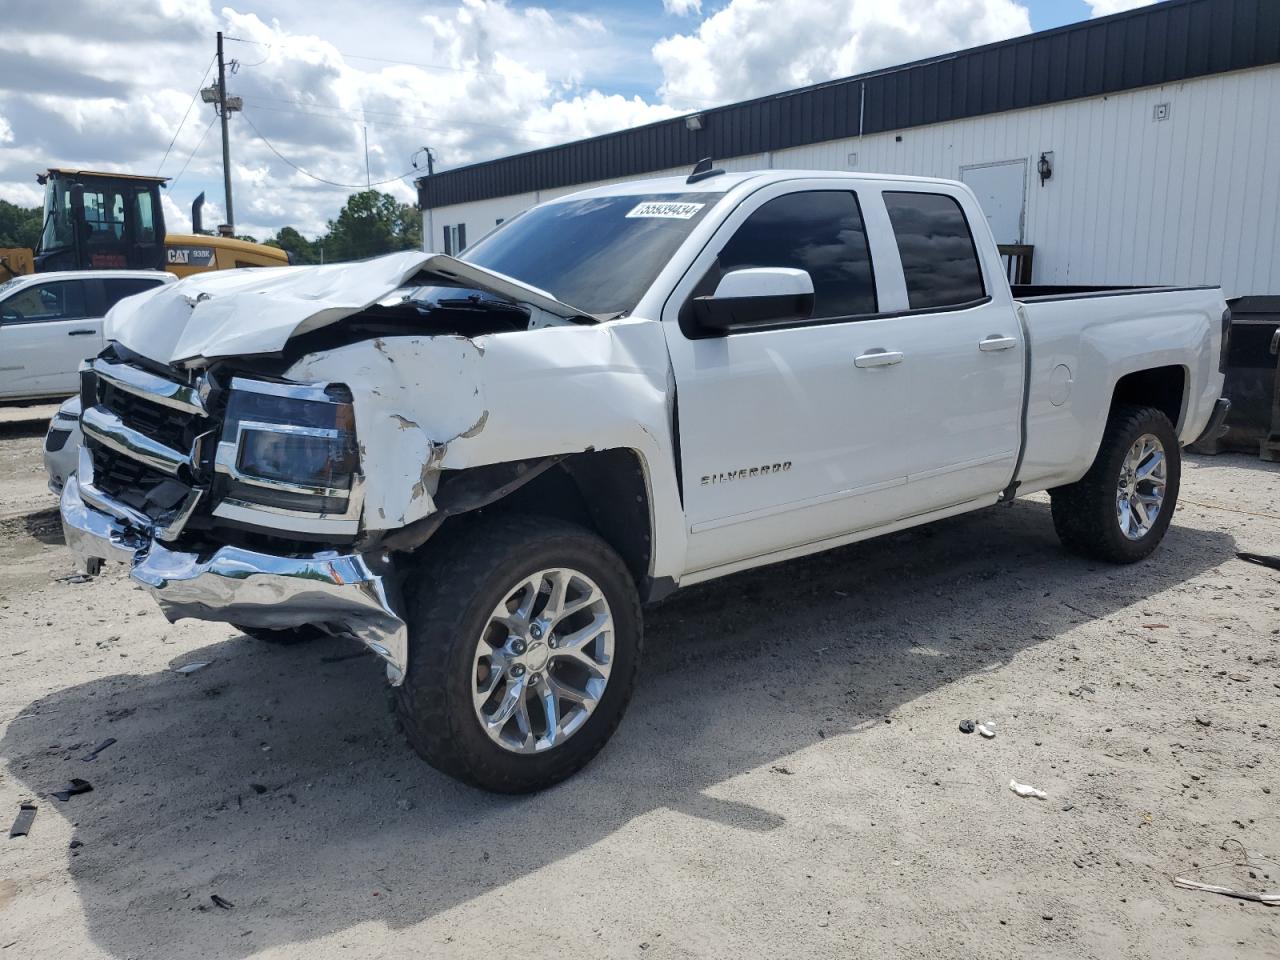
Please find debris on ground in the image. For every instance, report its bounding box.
[958,720,976,734]
[770,764,794,775]
[1068,684,1096,698]
[1009,779,1048,800]
[1236,552,1280,571]
[9,803,37,838]
[978,723,996,739]
[81,737,117,761]
[50,778,93,802]
[1172,838,1280,906]
[1173,877,1280,905]
[69,838,83,849]
[173,661,212,675]
[1195,716,1212,727]
[210,894,234,910]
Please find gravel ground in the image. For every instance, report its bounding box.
[0,404,1277,960]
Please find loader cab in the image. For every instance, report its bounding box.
[35,170,167,273]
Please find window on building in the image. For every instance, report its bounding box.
[716,190,877,320]
[883,191,986,310]
[443,223,467,256]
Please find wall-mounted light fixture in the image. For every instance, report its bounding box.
[1037,151,1054,186]
[685,115,704,132]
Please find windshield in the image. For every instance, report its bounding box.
[460,192,723,316]
[40,178,74,252]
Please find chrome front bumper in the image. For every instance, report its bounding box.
[60,475,408,683]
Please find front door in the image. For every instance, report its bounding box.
[663,183,916,574]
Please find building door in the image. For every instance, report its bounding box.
[960,160,1026,245]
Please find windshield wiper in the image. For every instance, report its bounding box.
[432,294,529,317]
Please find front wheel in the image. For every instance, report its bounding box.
[394,515,642,793]
[1050,404,1181,563]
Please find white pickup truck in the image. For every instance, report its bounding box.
[61,168,1230,792]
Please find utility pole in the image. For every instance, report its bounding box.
[363,124,371,189]
[216,31,235,231]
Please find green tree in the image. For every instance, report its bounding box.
[324,190,421,262]
[264,225,321,265]
[0,200,44,250]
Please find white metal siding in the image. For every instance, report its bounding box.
[424,66,1279,296]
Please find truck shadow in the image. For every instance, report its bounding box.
[1,500,1235,959]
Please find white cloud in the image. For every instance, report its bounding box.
[1086,0,1156,16]
[0,0,1044,238]
[653,0,1033,109]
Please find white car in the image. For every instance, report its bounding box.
[44,395,81,494]
[0,270,174,402]
[60,169,1230,792]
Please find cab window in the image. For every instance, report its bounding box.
[714,191,877,321]
[102,277,165,311]
[0,280,89,323]
[883,192,986,310]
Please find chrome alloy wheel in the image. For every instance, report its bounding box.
[1116,433,1167,540]
[471,567,614,754]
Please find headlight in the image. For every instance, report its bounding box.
[214,379,359,517]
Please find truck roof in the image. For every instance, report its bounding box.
[3,269,175,285]
[561,168,966,202]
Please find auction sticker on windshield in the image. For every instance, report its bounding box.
[625,201,706,219]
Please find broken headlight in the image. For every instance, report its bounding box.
[214,379,359,517]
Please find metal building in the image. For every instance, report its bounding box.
[417,0,1280,299]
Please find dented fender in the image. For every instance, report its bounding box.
[285,318,688,580]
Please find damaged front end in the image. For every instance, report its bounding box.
[61,351,409,681]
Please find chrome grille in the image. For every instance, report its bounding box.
[79,358,211,541]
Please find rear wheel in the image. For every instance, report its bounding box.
[1050,404,1181,563]
[394,515,642,793]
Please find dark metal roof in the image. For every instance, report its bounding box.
[418,0,1280,210]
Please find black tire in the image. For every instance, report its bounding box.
[1050,404,1181,564]
[393,514,643,793]
[235,624,326,645]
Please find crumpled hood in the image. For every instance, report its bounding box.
[105,250,588,366]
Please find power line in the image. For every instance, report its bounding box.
[240,110,417,189]
[169,116,217,189]
[157,53,217,175]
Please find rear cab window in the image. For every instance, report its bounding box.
[102,277,166,311]
[883,191,986,310]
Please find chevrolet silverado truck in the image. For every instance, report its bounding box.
[60,168,1231,792]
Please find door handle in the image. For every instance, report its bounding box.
[1270,329,1279,356]
[67,329,96,336]
[979,335,1018,352]
[854,350,904,368]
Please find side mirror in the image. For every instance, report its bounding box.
[692,267,814,335]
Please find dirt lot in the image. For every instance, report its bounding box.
[0,405,1277,960]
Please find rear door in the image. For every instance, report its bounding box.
[0,279,96,399]
[875,187,1025,511]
